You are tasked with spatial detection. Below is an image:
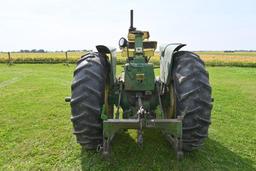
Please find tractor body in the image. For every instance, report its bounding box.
[96,14,185,158]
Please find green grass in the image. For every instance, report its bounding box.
[0,64,255,170]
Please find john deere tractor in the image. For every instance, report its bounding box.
[65,10,212,159]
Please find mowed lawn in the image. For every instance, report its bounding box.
[0,64,255,170]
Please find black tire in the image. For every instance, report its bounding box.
[70,53,107,149]
[172,51,212,151]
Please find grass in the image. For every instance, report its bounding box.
[0,64,255,170]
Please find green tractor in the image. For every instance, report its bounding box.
[65,10,212,159]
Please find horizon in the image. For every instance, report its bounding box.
[1,0,256,51]
[0,48,256,53]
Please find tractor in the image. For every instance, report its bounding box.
[65,10,212,159]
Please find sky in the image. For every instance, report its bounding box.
[0,0,256,51]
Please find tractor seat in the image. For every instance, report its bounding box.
[128,41,157,50]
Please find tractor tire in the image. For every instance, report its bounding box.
[70,53,107,149]
[172,51,212,151]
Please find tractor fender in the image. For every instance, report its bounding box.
[159,43,186,85]
[96,45,116,55]
[96,45,117,85]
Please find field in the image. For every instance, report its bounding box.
[0,64,255,170]
[0,52,85,63]
[1,51,256,67]
[197,51,256,67]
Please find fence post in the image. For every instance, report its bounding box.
[64,51,69,66]
[7,52,13,66]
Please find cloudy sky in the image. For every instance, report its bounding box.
[0,0,255,51]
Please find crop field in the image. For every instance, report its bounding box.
[197,51,256,67]
[0,52,85,63]
[0,51,256,66]
[0,64,255,170]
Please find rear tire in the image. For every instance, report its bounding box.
[70,53,107,149]
[172,51,213,151]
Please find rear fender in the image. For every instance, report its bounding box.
[96,45,117,85]
[159,43,186,85]
[96,45,116,118]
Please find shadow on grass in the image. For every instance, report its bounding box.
[80,129,255,171]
